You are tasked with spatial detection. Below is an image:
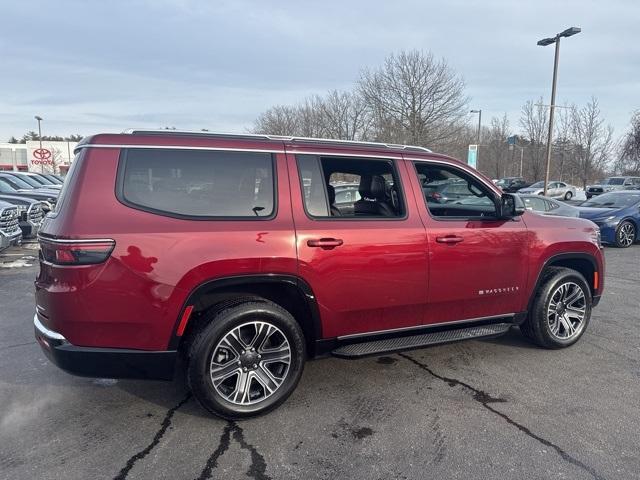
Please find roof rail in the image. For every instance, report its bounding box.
[122,129,432,153]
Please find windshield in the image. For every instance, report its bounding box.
[2,175,33,189]
[582,192,640,208]
[0,180,19,193]
[528,181,545,188]
[602,178,625,185]
[13,174,43,188]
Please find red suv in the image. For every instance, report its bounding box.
[35,130,604,418]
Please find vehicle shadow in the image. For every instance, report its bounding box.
[116,327,539,418]
[480,326,540,349]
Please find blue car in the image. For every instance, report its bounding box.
[578,191,640,248]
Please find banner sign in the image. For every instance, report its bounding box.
[467,144,478,169]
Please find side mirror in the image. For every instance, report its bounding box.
[499,193,525,219]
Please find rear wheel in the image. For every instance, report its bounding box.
[564,191,573,200]
[615,221,636,248]
[520,267,591,348]
[187,300,305,419]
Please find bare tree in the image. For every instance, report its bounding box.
[482,114,511,178]
[570,97,613,189]
[319,90,371,140]
[253,105,301,136]
[358,50,469,149]
[616,110,640,175]
[519,98,548,180]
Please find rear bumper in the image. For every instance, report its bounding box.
[34,314,176,380]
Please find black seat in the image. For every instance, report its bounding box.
[327,184,341,216]
[354,175,395,216]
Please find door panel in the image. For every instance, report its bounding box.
[408,159,530,325]
[287,151,428,339]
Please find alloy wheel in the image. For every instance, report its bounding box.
[618,222,635,247]
[209,321,291,406]
[547,282,587,340]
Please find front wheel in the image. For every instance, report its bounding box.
[187,300,306,419]
[520,267,591,348]
[564,191,573,200]
[615,221,636,248]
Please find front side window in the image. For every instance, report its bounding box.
[296,155,405,218]
[120,149,275,218]
[414,162,498,218]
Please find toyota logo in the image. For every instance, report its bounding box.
[33,148,52,160]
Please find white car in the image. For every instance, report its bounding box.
[518,181,577,200]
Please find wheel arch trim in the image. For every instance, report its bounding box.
[527,252,600,311]
[167,274,322,350]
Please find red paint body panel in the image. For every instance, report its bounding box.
[35,133,604,353]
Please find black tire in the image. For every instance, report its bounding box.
[564,191,573,200]
[520,267,592,349]
[614,220,636,248]
[187,299,305,419]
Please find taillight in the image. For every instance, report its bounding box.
[39,237,115,266]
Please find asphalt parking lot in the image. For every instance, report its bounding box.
[1,242,639,480]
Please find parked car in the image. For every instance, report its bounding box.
[519,194,580,217]
[39,173,64,185]
[0,200,22,251]
[496,177,531,193]
[0,179,58,213]
[518,181,577,200]
[35,130,604,419]
[422,179,481,203]
[3,171,63,190]
[586,176,640,199]
[0,195,44,238]
[0,173,58,196]
[578,191,640,247]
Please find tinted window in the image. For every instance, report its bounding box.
[120,149,274,218]
[414,163,497,218]
[12,174,42,188]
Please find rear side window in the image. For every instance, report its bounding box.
[119,149,275,218]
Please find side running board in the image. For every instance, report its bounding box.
[331,323,511,359]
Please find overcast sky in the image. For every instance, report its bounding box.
[1,0,638,143]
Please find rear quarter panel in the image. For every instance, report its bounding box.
[36,146,297,350]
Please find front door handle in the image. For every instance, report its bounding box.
[307,238,344,249]
[435,235,464,244]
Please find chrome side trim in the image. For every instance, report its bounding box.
[337,313,516,340]
[37,235,114,244]
[34,314,67,341]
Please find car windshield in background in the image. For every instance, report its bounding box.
[601,178,625,185]
[528,181,545,188]
[582,192,640,208]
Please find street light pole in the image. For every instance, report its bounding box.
[537,27,580,196]
[34,115,43,150]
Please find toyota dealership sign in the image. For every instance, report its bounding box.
[26,140,78,173]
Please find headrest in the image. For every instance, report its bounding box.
[358,175,387,200]
[327,184,336,204]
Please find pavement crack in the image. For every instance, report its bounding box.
[399,353,605,480]
[3,341,36,350]
[113,393,191,480]
[197,421,271,480]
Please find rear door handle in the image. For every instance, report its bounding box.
[307,238,344,249]
[435,235,464,244]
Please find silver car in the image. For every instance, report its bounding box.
[518,194,579,217]
[518,181,577,200]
